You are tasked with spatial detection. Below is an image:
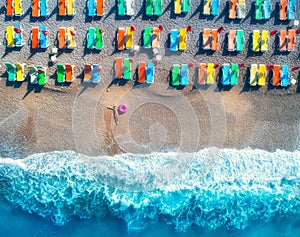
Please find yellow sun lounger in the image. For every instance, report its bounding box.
[203,0,212,15]
[174,0,181,14]
[207,63,215,84]
[14,0,23,16]
[252,30,260,52]
[67,27,76,49]
[6,26,15,48]
[250,64,258,86]
[15,63,25,82]
[67,0,76,16]
[179,28,187,51]
[125,27,134,49]
[260,30,269,52]
[258,64,266,86]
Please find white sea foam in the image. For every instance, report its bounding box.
[0,148,299,231]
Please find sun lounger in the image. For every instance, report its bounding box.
[6,26,15,48]
[207,63,215,84]
[288,0,295,20]
[250,64,258,86]
[211,29,219,51]
[126,27,134,49]
[56,64,66,83]
[86,27,95,49]
[96,0,104,16]
[91,64,101,83]
[58,27,67,49]
[144,26,152,48]
[123,58,131,80]
[272,65,281,86]
[170,29,179,51]
[32,0,40,17]
[228,30,236,52]
[229,0,237,19]
[222,64,230,85]
[257,64,266,86]
[118,0,126,16]
[179,28,187,51]
[280,65,289,87]
[198,63,207,85]
[263,0,271,19]
[180,64,189,86]
[279,30,287,52]
[37,66,47,85]
[115,57,123,79]
[15,63,26,81]
[95,28,104,50]
[40,0,48,16]
[172,64,180,86]
[152,27,160,48]
[211,0,220,16]
[252,30,260,52]
[117,27,125,50]
[230,64,239,85]
[14,0,23,16]
[287,29,295,51]
[126,0,134,16]
[28,65,39,84]
[174,0,181,14]
[14,24,24,47]
[65,63,74,82]
[146,61,155,83]
[83,64,92,82]
[202,28,211,50]
[279,0,287,20]
[58,0,66,16]
[154,0,162,16]
[236,29,244,52]
[39,26,49,48]
[6,0,14,16]
[255,0,263,20]
[182,0,190,13]
[67,27,76,49]
[260,30,269,52]
[138,62,146,83]
[146,0,153,15]
[237,0,246,19]
[4,62,16,82]
[88,0,96,16]
[31,27,39,49]
[203,0,212,15]
[67,0,76,15]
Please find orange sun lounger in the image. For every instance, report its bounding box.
[117,27,125,51]
[272,65,281,86]
[152,27,160,48]
[211,29,219,51]
[58,27,66,49]
[287,29,295,51]
[198,63,207,85]
[6,0,14,16]
[279,30,287,52]
[202,28,211,50]
[84,64,92,82]
[31,27,39,49]
[32,0,40,17]
[279,0,287,20]
[228,30,236,51]
[138,62,146,83]
[65,63,74,82]
[58,0,66,16]
[229,0,237,19]
[96,0,105,16]
[115,57,123,79]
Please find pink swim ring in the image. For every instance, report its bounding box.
[118,103,128,114]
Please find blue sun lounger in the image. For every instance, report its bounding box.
[88,0,96,17]
[263,0,271,19]
[14,24,24,47]
[180,64,189,86]
[91,64,101,83]
[170,29,179,51]
[280,65,289,87]
[40,0,48,16]
[146,61,155,83]
[222,64,230,85]
[288,0,295,20]
[39,26,48,48]
[211,0,220,16]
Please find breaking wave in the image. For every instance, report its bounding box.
[0,148,299,232]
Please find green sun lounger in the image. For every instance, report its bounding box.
[172,64,180,86]
[123,58,131,80]
[37,66,47,85]
[143,26,152,48]
[118,0,126,16]
[95,28,104,50]
[4,62,16,82]
[56,64,66,83]
[236,30,244,52]
[182,0,190,13]
[154,0,162,16]
[230,64,239,85]
[28,65,39,84]
[146,0,153,15]
[87,27,95,49]
[255,0,263,20]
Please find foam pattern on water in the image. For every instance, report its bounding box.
[0,149,299,232]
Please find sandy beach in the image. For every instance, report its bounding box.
[0,0,299,158]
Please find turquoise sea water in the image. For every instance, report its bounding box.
[0,149,300,236]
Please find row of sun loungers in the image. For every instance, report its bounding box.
[252,30,269,52]
[88,0,105,17]
[202,28,219,51]
[227,30,244,52]
[83,64,102,83]
[146,0,163,16]
[138,62,155,83]
[6,25,23,48]
[174,0,190,15]
[229,0,246,19]
[56,64,75,83]
[58,0,76,16]
[115,57,132,80]
[86,27,104,50]
[280,0,296,20]
[279,29,295,51]
[172,64,189,86]
[31,26,49,49]
[203,0,220,16]
[255,0,271,20]
[143,26,160,48]
[117,26,135,50]
[170,28,187,51]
